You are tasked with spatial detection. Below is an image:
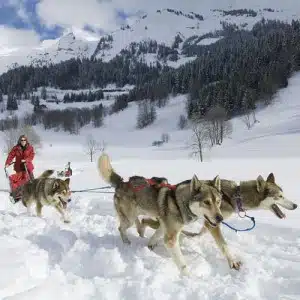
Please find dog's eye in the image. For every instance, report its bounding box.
[204,200,210,206]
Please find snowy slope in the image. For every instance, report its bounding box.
[2,0,300,74]
[92,3,300,63]
[0,29,99,75]
[0,74,300,299]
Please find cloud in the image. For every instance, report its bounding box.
[0,0,205,49]
[35,0,209,33]
[0,25,40,48]
[36,0,124,32]
[7,0,31,23]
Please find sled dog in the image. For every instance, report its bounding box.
[21,169,72,223]
[97,153,224,275]
[141,173,298,270]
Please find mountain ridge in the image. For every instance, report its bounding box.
[1,2,300,75]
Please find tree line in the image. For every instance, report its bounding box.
[0,55,165,94]
[63,89,104,103]
[0,19,300,123]
[126,19,300,119]
[0,104,105,135]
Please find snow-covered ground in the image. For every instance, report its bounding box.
[1,72,300,299]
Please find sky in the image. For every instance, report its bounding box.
[4,0,297,49]
[0,0,210,49]
[0,0,138,48]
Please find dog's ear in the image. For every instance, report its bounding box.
[266,173,275,184]
[256,175,264,192]
[52,180,59,192]
[212,175,221,192]
[64,178,70,185]
[190,174,201,194]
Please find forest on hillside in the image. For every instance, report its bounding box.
[1,19,300,121]
[128,19,300,118]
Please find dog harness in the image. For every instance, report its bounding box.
[128,178,176,192]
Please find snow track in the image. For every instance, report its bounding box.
[0,188,299,300]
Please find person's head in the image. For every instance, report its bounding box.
[18,135,28,147]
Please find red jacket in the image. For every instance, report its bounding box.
[5,143,35,173]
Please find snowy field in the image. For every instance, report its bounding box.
[0,72,300,299]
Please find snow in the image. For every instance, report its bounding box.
[2,0,300,74]
[0,67,300,299]
[0,31,98,76]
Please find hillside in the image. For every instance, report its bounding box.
[1,0,300,75]
[1,16,300,138]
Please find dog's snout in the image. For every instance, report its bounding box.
[293,203,297,209]
[67,198,72,202]
[215,214,223,223]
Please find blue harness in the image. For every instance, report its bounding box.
[221,186,256,233]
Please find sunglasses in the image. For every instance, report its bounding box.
[20,139,26,142]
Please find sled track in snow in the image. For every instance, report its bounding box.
[0,193,299,300]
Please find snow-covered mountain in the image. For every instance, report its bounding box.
[0,29,99,75]
[1,0,300,75]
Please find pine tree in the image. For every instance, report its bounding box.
[41,86,47,100]
[136,100,156,129]
[92,104,104,128]
[6,94,18,111]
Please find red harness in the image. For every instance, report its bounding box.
[129,178,176,192]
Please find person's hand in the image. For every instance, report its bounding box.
[21,159,26,163]
[5,164,9,168]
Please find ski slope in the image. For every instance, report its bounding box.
[0,73,300,299]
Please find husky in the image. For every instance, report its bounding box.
[21,169,72,223]
[141,173,298,270]
[97,153,224,275]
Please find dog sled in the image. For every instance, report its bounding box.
[57,162,72,178]
[3,161,72,204]
[4,163,32,204]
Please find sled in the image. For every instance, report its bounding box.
[57,162,72,178]
[4,164,32,204]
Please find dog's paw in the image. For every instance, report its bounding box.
[229,260,242,270]
[148,240,159,250]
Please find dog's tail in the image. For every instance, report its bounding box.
[38,169,55,178]
[97,153,123,188]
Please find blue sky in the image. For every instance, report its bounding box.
[0,0,64,40]
[0,0,133,47]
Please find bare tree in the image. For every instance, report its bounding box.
[241,109,259,129]
[2,125,41,154]
[136,100,157,129]
[205,105,232,146]
[0,101,4,113]
[161,133,170,143]
[3,129,19,154]
[84,135,105,162]
[177,114,188,130]
[22,125,42,151]
[189,116,209,162]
